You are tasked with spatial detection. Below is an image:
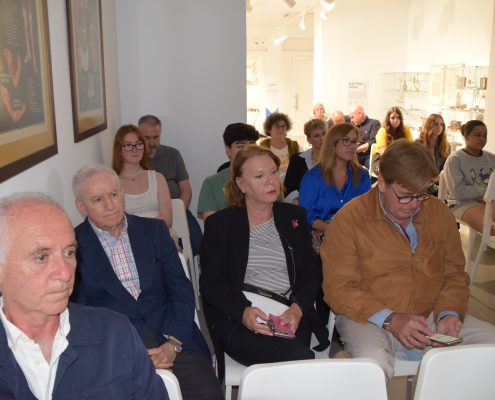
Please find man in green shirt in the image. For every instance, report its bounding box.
[197,123,259,220]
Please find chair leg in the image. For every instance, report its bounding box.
[465,227,477,274]
[470,244,486,283]
[406,375,414,400]
[225,385,232,400]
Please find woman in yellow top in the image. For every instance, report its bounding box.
[375,106,413,156]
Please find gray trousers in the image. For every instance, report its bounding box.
[336,313,495,382]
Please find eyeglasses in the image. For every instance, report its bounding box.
[122,142,145,152]
[274,123,287,130]
[389,185,430,204]
[339,137,361,147]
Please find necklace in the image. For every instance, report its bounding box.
[120,167,142,181]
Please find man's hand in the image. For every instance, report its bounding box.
[387,313,434,349]
[279,303,302,333]
[436,315,462,341]
[148,342,176,369]
[356,142,369,154]
[242,306,273,336]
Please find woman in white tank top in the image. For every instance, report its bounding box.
[112,124,173,228]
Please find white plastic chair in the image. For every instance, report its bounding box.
[464,170,495,281]
[177,252,200,326]
[171,198,200,309]
[224,311,336,400]
[369,143,378,178]
[413,344,495,400]
[156,368,183,400]
[238,358,387,400]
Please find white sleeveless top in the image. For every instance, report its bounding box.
[124,170,159,218]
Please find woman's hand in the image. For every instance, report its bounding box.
[242,307,273,336]
[279,303,303,333]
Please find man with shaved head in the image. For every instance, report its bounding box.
[350,105,381,169]
[0,193,167,399]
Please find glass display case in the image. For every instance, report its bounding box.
[383,72,430,135]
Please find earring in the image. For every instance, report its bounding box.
[241,189,246,194]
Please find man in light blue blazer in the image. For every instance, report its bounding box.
[71,164,222,400]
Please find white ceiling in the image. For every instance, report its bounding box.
[246,0,323,50]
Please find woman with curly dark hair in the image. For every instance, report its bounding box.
[259,112,300,177]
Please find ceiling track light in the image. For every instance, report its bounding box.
[319,9,328,20]
[321,0,336,12]
[298,13,306,30]
[273,34,289,45]
[283,0,297,7]
[246,0,253,13]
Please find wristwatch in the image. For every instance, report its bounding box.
[382,313,394,331]
[166,336,183,354]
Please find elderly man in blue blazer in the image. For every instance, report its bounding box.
[0,193,167,399]
[71,164,223,400]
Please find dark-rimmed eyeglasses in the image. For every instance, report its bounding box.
[339,137,361,147]
[122,142,145,152]
[390,185,430,204]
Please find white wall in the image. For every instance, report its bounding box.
[315,0,493,122]
[485,3,495,153]
[0,0,121,224]
[115,0,246,215]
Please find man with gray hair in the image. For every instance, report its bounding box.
[350,105,381,169]
[0,193,167,399]
[71,164,223,400]
[321,140,495,383]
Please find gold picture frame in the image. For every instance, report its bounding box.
[0,0,57,183]
[67,0,107,142]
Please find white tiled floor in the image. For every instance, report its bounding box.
[388,224,495,400]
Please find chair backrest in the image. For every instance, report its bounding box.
[177,253,200,326]
[171,199,194,264]
[369,143,378,177]
[238,358,387,400]
[414,344,495,400]
[156,369,183,400]
[483,170,495,229]
[437,170,448,201]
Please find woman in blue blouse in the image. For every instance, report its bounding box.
[299,123,371,253]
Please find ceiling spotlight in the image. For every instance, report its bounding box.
[283,0,296,8]
[273,34,289,45]
[299,13,306,30]
[319,9,328,20]
[246,0,253,13]
[321,0,336,12]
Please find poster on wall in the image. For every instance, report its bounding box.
[347,80,368,111]
[0,0,57,183]
[67,0,107,143]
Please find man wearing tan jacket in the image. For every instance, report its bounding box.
[321,140,495,382]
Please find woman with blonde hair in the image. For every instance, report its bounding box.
[112,124,172,227]
[299,123,371,253]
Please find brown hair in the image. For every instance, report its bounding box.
[226,145,284,207]
[112,124,150,174]
[383,106,406,146]
[380,139,438,191]
[319,123,362,187]
[418,114,450,158]
[303,118,327,138]
[263,112,292,136]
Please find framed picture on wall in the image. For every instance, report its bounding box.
[0,0,57,183]
[66,0,107,142]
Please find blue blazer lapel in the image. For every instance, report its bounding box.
[125,214,155,292]
[77,219,138,306]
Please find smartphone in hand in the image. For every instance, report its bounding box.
[426,333,463,346]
